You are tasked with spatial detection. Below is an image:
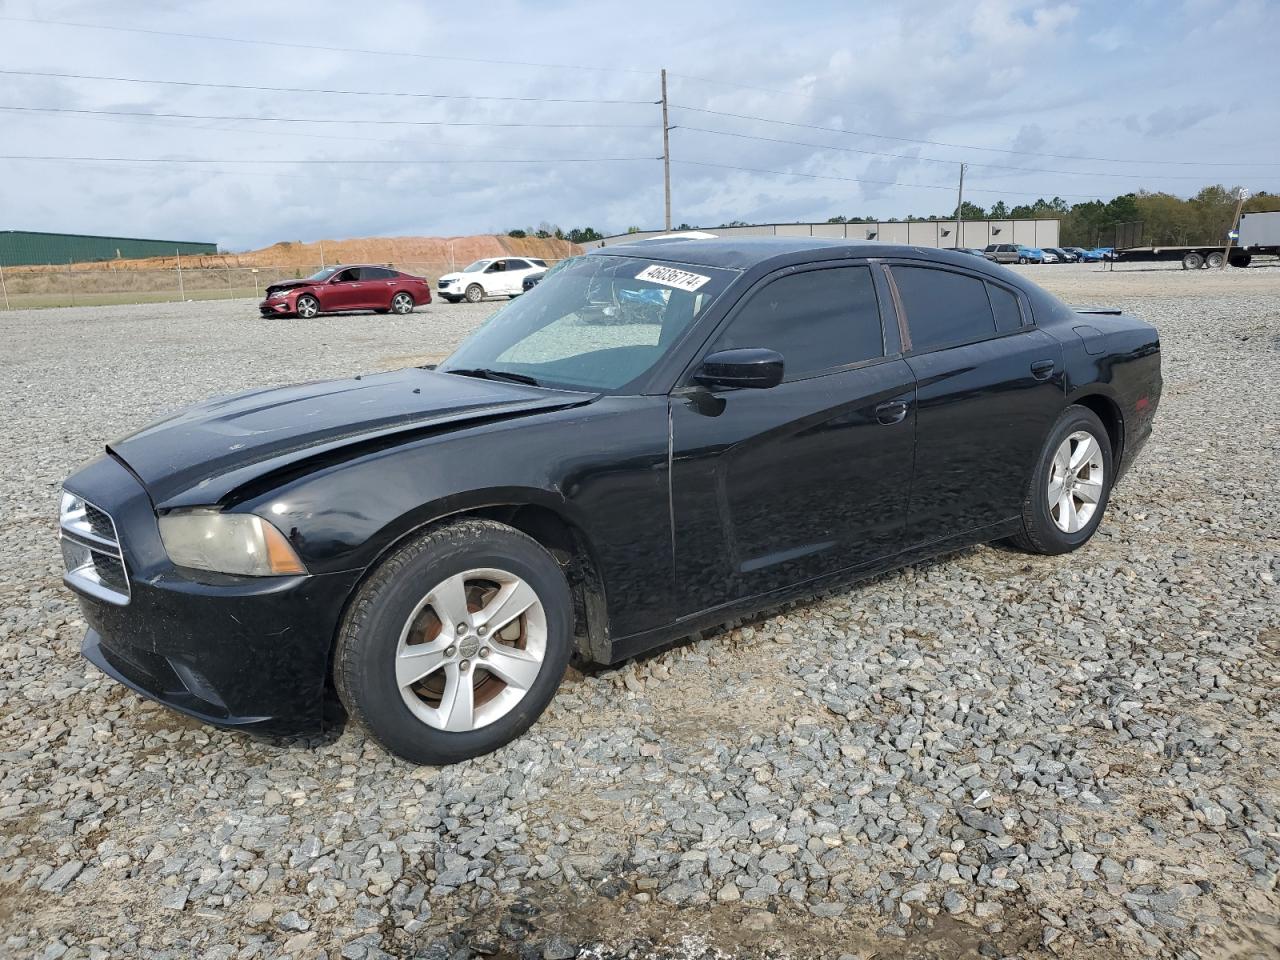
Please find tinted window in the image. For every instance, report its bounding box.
[892,266,995,352]
[360,267,395,280]
[987,283,1023,333]
[506,259,530,270]
[709,266,883,381]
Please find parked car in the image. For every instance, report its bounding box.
[956,247,988,258]
[437,257,548,303]
[259,266,431,318]
[1090,248,1117,261]
[61,238,1161,764]
[520,254,582,293]
[1043,247,1077,263]
[983,244,1042,264]
[1065,247,1103,262]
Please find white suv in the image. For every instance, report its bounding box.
[437,257,548,303]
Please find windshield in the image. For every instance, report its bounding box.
[461,259,494,273]
[306,267,340,281]
[440,255,739,392]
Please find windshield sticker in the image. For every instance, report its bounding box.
[635,264,712,292]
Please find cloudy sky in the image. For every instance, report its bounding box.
[1,0,1277,250]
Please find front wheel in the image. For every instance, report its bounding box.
[296,294,320,319]
[334,519,572,765]
[464,283,484,303]
[1007,405,1113,555]
[1018,256,1028,264]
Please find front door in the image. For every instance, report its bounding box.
[322,268,363,310]
[669,263,917,615]
[886,262,1065,543]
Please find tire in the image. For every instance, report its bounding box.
[334,519,572,765]
[1182,252,1204,270]
[1018,256,1028,264]
[1007,405,1114,556]
[1229,253,1252,268]
[296,294,320,319]
[1205,251,1225,269]
[391,292,414,315]
[464,284,484,303]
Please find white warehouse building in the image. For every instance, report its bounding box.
[600,218,1061,250]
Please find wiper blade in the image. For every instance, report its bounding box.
[445,367,541,387]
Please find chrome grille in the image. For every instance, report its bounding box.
[60,491,130,605]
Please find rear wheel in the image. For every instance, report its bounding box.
[1007,405,1113,555]
[464,283,484,303]
[391,292,414,315]
[1018,256,1028,264]
[334,519,572,765]
[1182,251,1204,270]
[296,294,319,319]
[1205,251,1225,269]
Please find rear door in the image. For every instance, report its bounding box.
[885,261,1064,543]
[669,261,917,613]
[360,266,397,308]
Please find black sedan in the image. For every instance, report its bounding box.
[60,238,1161,764]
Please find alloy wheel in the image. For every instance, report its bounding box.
[395,568,546,732]
[1048,430,1105,533]
[297,296,319,319]
[392,293,413,314]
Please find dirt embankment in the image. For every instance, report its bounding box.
[6,235,583,277]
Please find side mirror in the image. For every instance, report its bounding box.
[695,348,784,390]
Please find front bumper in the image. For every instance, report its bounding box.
[259,297,294,316]
[65,454,362,736]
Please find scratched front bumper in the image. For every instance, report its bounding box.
[65,454,360,735]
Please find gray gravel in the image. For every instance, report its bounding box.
[1,273,1278,959]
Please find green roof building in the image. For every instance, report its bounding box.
[0,230,217,266]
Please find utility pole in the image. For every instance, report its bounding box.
[954,162,966,249]
[1220,187,1248,270]
[661,68,672,231]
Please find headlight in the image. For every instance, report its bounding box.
[158,511,306,576]
[271,290,292,299]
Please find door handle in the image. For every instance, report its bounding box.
[876,400,909,425]
[1031,359,1056,381]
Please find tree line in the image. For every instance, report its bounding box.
[823,186,1280,248]
[506,224,603,243]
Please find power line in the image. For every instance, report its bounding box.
[0,154,662,165]
[671,126,1249,181]
[0,15,652,75]
[669,104,1280,168]
[0,68,658,105]
[0,105,655,129]
[672,159,1105,200]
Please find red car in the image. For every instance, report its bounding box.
[260,265,431,318]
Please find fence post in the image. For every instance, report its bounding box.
[0,258,9,310]
[176,249,185,302]
[67,260,75,308]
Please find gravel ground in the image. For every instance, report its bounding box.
[1,265,1278,960]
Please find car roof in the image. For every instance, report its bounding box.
[590,235,1013,277]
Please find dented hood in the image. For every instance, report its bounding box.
[108,368,593,507]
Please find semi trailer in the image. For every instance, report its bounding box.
[1109,211,1280,269]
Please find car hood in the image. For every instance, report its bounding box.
[108,368,594,508]
[264,279,313,295]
